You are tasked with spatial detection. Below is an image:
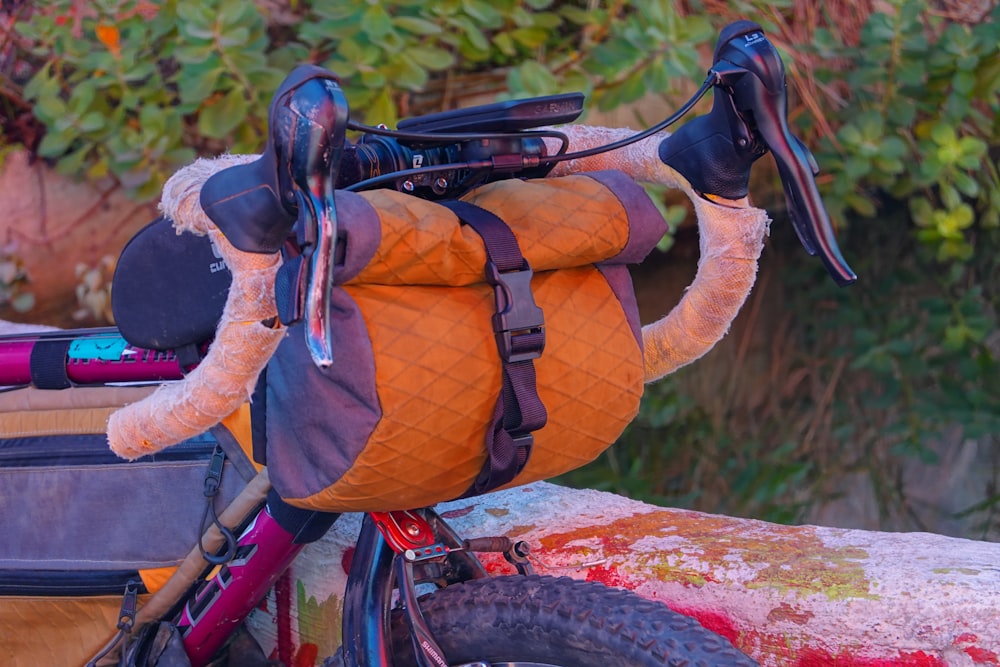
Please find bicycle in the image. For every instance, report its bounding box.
[1,20,853,667]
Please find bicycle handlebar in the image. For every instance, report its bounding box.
[106,20,854,459]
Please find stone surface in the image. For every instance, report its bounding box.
[247,481,1000,666]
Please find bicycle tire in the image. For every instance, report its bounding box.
[329,574,758,666]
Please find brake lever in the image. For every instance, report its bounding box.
[288,76,348,368]
[660,20,857,286]
[200,65,348,368]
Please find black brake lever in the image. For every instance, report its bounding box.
[286,72,348,369]
[201,65,348,368]
[659,20,857,286]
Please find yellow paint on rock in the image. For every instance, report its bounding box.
[536,509,877,601]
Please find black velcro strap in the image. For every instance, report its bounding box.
[441,200,547,498]
[29,338,72,389]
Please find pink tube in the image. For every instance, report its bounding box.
[0,333,189,386]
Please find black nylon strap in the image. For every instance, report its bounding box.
[441,200,547,497]
[29,338,73,389]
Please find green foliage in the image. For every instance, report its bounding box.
[14,0,281,199]
[809,1,1000,263]
[6,0,714,198]
[788,209,999,537]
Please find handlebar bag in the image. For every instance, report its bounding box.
[262,171,667,512]
[0,385,257,667]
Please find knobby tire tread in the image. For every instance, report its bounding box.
[384,574,758,667]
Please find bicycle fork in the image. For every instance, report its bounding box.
[177,502,531,667]
[343,509,533,667]
[177,492,338,666]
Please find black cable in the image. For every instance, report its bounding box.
[343,75,714,193]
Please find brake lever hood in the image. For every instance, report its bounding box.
[714,22,856,285]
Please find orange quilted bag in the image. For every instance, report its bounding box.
[260,171,666,511]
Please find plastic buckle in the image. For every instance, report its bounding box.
[485,261,545,363]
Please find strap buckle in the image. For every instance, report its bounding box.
[485,260,545,363]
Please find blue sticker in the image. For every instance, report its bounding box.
[68,336,129,361]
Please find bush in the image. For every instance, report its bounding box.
[3,0,715,199]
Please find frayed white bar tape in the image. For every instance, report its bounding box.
[543,125,769,382]
[107,157,285,459]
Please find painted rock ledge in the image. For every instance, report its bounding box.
[245,481,1000,666]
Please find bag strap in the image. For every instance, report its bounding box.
[440,200,547,498]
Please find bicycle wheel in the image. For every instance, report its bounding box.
[332,574,758,666]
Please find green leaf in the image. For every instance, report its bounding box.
[177,66,224,104]
[363,87,397,128]
[198,88,249,139]
[174,42,217,64]
[838,122,863,147]
[511,27,549,49]
[139,104,168,138]
[77,112,106,133]
[407,46,455,71]
[952,171,980,198]
[22,63,59,101]
[37,129,75,157]
[219,0,256,26]
[508,60,558,96]
[33,94,68,124]
[219,26,250,48]
[879,135,908,159]
[385,54,429,91]
[451,17,491,57]
[846,192,877,217]
[361,4,393,39]
[394,16,441,36]
[930,122,956,146]
[55,144,91,176]
[176,2,214,26]
[560,6,595,25]
[123,61,158,84]
[493,32,516,57]
[461,0,502,27]
[67,80,97,115]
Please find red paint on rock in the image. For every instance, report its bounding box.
[963,646,1000,664]
[794,646,946,667]
[439,505,477,519]
[294,642,319,667]
[666,604,740,645]
[953,632,1000,664]
[584,563,632,589]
